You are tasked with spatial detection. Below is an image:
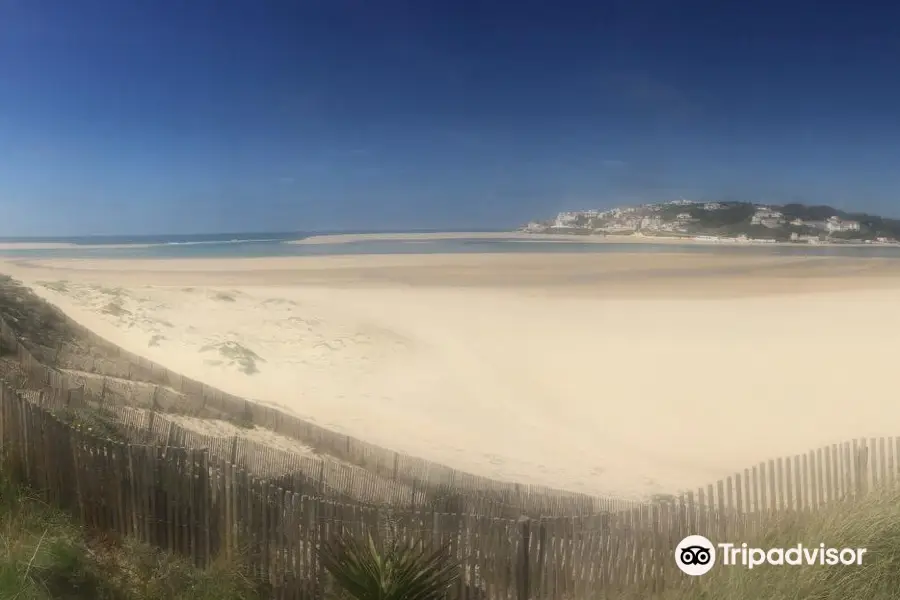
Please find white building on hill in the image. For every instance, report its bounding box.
[751,208,785,228]
[554,212,581,228]
[791,232,821,244]
[641,216,663,229]
[825,216,861,232]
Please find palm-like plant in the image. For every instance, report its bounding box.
[319,530,460,600]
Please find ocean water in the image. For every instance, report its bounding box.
[2,231,900,260]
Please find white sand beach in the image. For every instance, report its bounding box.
[3,252,900,500]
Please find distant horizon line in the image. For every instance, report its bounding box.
[0,227,513,243]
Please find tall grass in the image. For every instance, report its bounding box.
[0,474,263,600]
[661,486,900,600]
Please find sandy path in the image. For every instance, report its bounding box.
[3,253,900,500]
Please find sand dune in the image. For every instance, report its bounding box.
[4,253,900,500]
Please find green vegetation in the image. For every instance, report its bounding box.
[690,221,785,240]
[53,407,133,444]
[2,425,896,600]
[37,281,70,294]
[101,302,131,318]
[829,229,877,242]
[542,201,900,241]
[319,530,459,600]
[685,202,900,240]
[95,286,127,298]
[661,487,900,600]
[687,202,756,227]
[0,475,261,600]
[199,341,264,375]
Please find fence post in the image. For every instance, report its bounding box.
[145,411,156,444]
[199,449,211,568]
[857,442,869,496]
[230,436,239,465]
[516,516,531,600]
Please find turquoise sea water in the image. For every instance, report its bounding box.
[2,231,900,260]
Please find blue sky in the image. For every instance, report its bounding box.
[2,0,900,236]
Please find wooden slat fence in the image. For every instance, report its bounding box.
[3,316,900,598]
[2,314,608,517]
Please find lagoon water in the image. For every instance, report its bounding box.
[2,231,900,260]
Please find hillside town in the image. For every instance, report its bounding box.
[522,200,900,245]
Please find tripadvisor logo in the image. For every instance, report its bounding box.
[675,535,867,575]
[675,535,716,576]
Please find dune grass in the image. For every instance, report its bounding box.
[0,474,263,600]
[659,486,900,600]
[2,460,898,600]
